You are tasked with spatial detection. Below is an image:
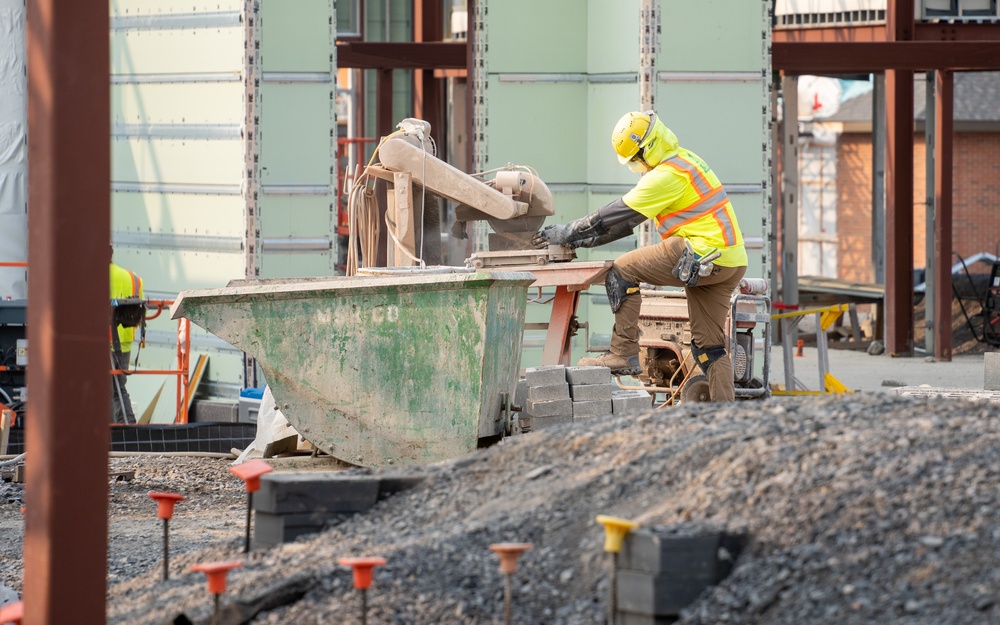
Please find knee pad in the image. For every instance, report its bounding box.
[605,267,640,314]
[691,341,728,374]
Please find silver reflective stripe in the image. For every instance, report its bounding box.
[655,186,729,235]
[663,155,713,195]
[715,207,737,246]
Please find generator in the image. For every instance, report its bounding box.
[634,280,771,403]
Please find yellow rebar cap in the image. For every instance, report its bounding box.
[595,515,638,553]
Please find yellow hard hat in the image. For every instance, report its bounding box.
[611,111,657,164]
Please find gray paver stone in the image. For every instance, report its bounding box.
[570,383,614,401]
[613,389,653,414]
[531,413,574,429]
[566,365,612,386]
[527,397,572,418]
[986,352,1000,391]
[525,365,567,386]
[528,383,571,402]
[572,399,613,418]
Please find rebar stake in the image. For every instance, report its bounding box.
[339,556,387,625]
[596,515,638,625]
[148,491,185,580]
[228,459,273,553]
[191,561,243,625]
[489,543,533,625]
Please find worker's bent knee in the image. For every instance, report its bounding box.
[691,341,728,375]
[605,267,641,314]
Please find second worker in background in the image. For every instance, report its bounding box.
[532,111,748,402]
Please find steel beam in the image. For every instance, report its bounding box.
[336,42,466,69]
[772,21,1000,43]
[413,0,444,137]
[773,41,1000,73]
[24,0,109,624]
[934,70,954,362]
[872,74,886,289]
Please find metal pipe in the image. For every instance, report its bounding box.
[244,491,254,553]
[163,518,170,580]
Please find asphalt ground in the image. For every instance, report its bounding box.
[767,344,991,394]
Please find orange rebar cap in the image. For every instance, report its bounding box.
[191,561,243,594]
[0,600,23,625]
[489,543,533,575]
[228,459,273,493]
[339,557,387,590]
[148,491,185,520]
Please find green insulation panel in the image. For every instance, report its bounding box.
[257,0,336,279]
[172,272,533,467]
[110,0,337,410]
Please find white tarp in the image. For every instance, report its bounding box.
[0,0,27,300]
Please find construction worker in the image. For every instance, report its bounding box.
[532,111,747,402]
[110,255,145,423]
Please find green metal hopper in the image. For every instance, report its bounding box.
[170,271,534,467]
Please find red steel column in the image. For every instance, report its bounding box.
[24,0,110,623]
[413,0,444,135]
[884,0,915,355]
[934,70,954,361]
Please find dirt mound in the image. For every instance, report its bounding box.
[4,393,1000,624]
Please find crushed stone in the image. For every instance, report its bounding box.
[1,393,998,625]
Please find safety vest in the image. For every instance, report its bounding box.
[650,153,746,266]
[110,263,144,351]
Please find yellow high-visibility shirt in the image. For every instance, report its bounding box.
[623,149,748,268]
[110,263,144,352]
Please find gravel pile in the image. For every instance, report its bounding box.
[2,393,1000,624]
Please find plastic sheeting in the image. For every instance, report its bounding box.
[0,0,26,299]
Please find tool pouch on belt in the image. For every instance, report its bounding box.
[112,296,146,329]
[672,241,720,286]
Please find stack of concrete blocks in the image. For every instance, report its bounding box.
[522,365,573,430]
[518,366,653,429]
[567,366,614,420]
[616,528,747,624]
[253,472,423,549]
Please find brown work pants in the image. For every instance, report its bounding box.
[610,237,746,402]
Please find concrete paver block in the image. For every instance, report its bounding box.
[531,413,574,429]
[528,383,571,402]
[525,365,567,386]
[527,398,572,418]
[256,473,381,514]
[572,399,613,418]
[570,383,613,401]
[619,529,746,579]
[566,366,612,386]
[514,378,528,410]
[617,569,712,617]
[613,389,653,415]
[617,609,678,625]
[986,352,1000,390]
[253,510,348,549]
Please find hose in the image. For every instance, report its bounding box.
[0,453,26,468]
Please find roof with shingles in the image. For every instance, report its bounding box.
[828,71,1000,122]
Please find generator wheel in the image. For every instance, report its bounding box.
[680,374,711,403]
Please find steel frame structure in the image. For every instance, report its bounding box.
[772,0,1000,359]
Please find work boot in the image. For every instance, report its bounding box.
[577,351,641,376]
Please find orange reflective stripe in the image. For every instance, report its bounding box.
[128,270,139,297]
[660,155,714,196]
[654,153,738,244]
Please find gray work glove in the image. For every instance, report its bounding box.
[532,224,574,248]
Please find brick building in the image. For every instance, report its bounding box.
[826,72,1000,284]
